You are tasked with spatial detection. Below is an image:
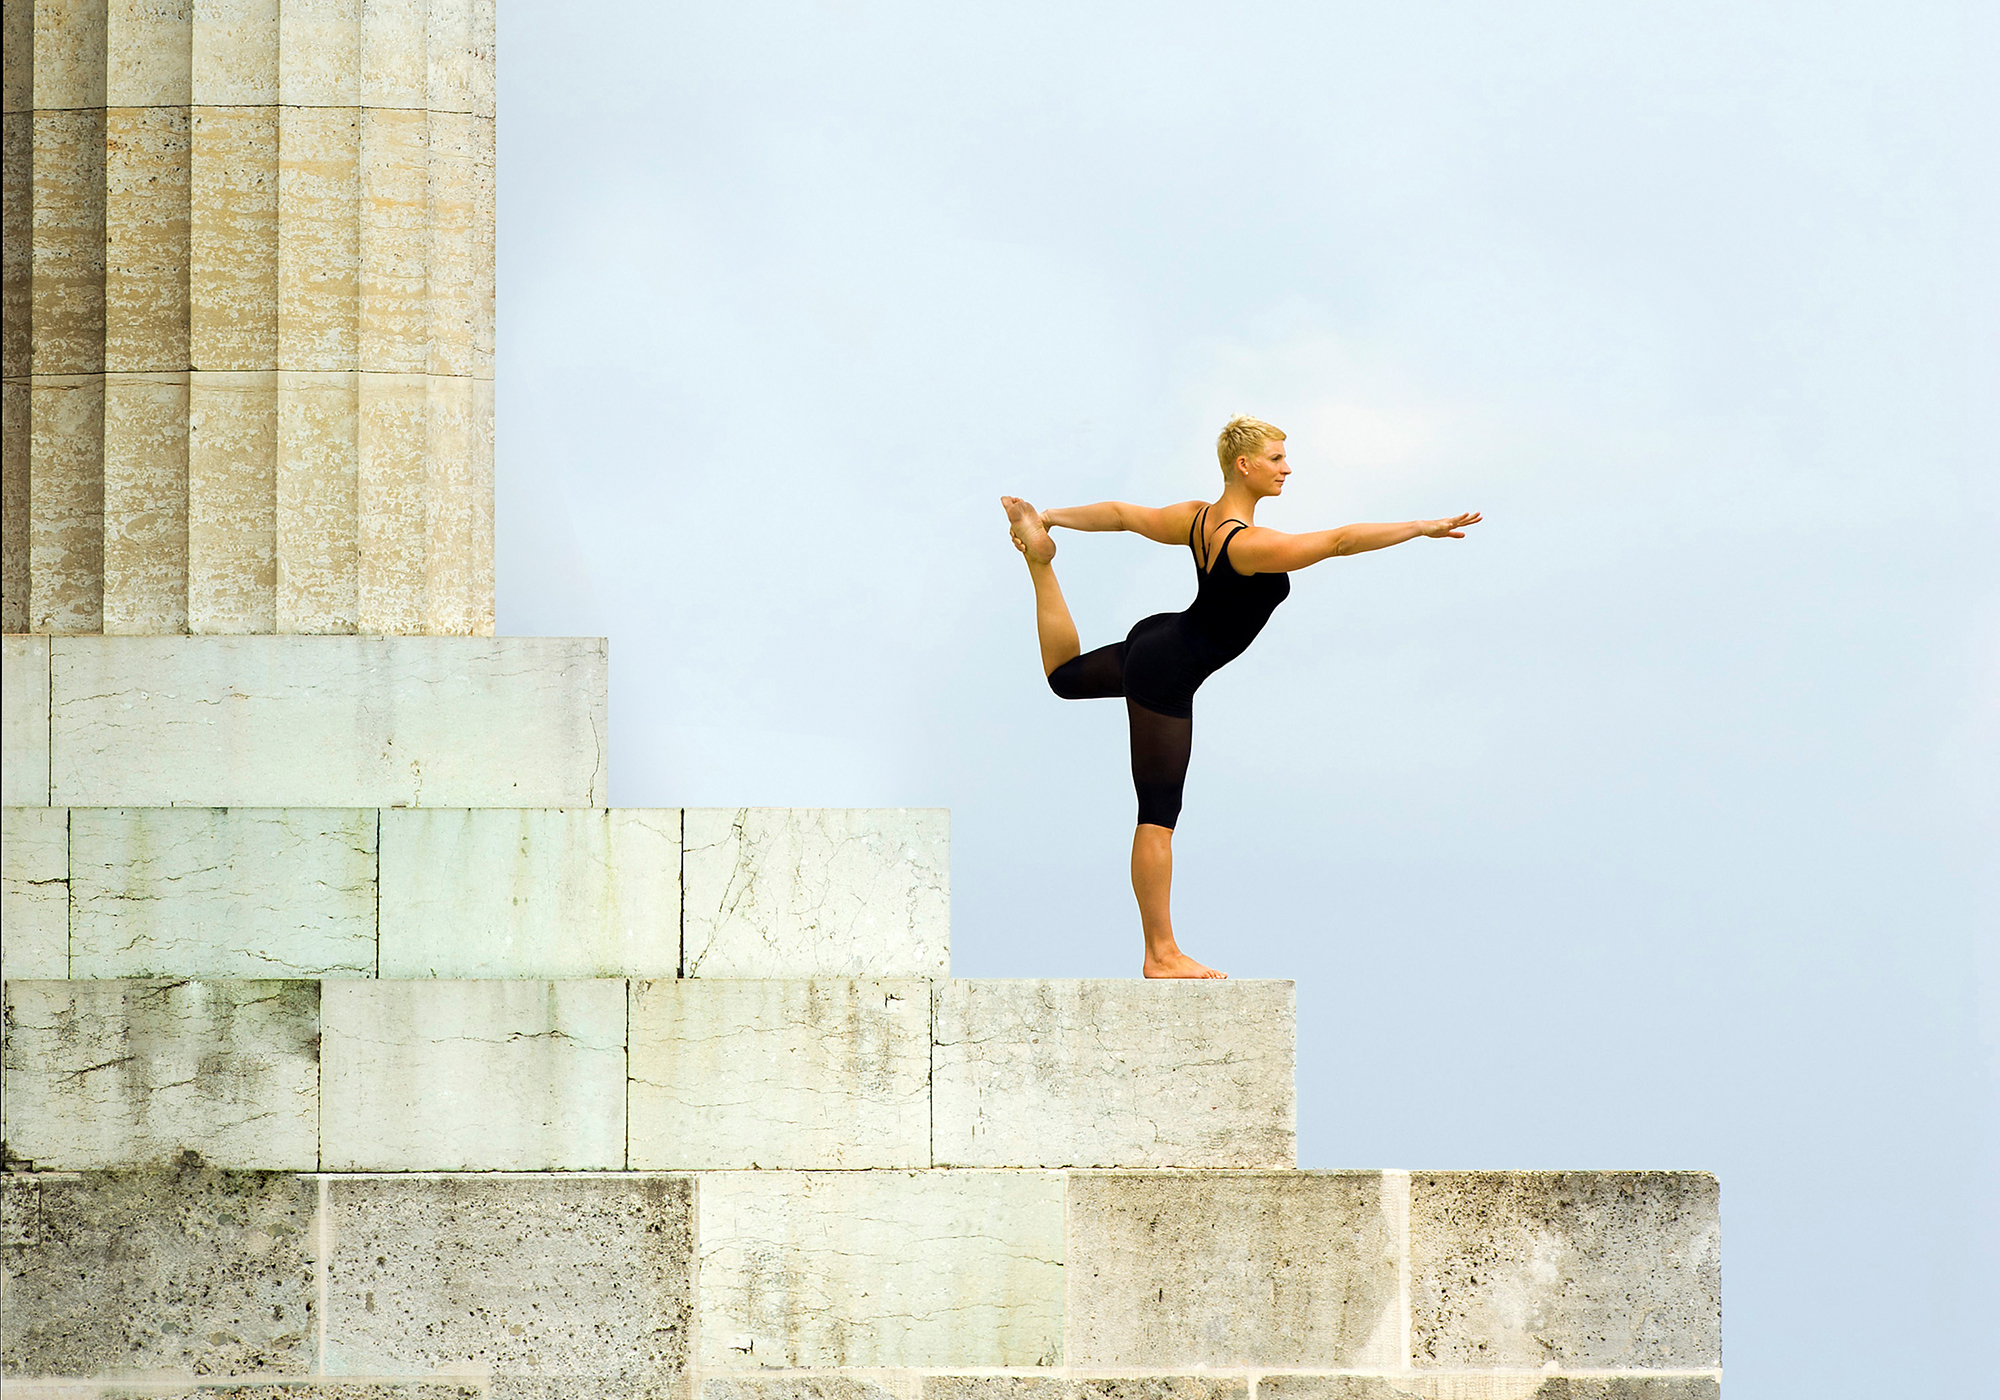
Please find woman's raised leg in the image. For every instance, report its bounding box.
[1002,496,1080,675]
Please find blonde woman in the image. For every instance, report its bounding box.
[1003,416,1480,979]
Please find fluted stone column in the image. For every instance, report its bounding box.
[1,0,494,636]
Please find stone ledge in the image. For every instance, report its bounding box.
[42,636,607,808]
[932,980,1295,1170]
[0,1169,1721,1380]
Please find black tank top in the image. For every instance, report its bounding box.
[1181,506,1290,661]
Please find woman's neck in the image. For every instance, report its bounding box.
[1215,483,1261,524]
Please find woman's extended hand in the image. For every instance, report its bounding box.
[1421,511,1482,538]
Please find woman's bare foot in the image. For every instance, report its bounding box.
[1143,950,1228,979]
[1001,496,1055,564]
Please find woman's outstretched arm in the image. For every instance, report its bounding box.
[1042,500,1206,545]
[1225,511,1483,573]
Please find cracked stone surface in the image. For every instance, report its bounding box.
[0,1166,314,1376]
[1259,1380,1720,1400]
[69,808,377,978]
[1065,1171,1402,1368]
[926,1381,1248,1400]
[318,980,626,1170]
[2,979,320,1169]
[47,636,607,807]
[2,637,51,805]
[1408,1172,1722,1370]
[697,1169,1064,1369]
[931,979,1295,1169]
[322,1175,692,1383]
[681,809,948,978]
[710,1380,907,1400]
[2,807,69,978]
[379,809,678,978]
[628,979,930,1170]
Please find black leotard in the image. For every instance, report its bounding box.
[1044,506,1290,828]
[1121,505,1290,719]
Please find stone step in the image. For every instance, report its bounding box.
[0,1165,1722,1380]
[0,805,951,981]
[0,977,1295,1172]
[1,635,606,808]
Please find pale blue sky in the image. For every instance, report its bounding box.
[495,2,1996,1392]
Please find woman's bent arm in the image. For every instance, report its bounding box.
[1226,512,1482,573]
[1043,500,1205,544]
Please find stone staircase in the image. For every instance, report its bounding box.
[2,635,1722,1394]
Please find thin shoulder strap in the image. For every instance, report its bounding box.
[1191,505,1210,567]
[1216,519,1252,570]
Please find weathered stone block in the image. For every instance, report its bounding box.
[187,369,278,633]
[27,374,105,633]
[932,979,1294,1169]
[628,979,930,1170]
[1,806,67,978]
[697,1170,1064,1368]
[102,371,192,635]
[378,809,678,979]
[715,1381,905,1400]
[1258,1381,1720,1400]
[924,1382,1247,1400]
[0,1165,315,1376]
[275,369,362,633]
[1,636,50,805]
[48,636,607,807]
[1408,1172,1723,1370]
[1065,1171,1402,1368]
[681,809,948,978]
[322,1174,692,1383]
[318,980,626,1170]
[192,0,281,106]
[68,808,377,978]
[2,979,320,1170]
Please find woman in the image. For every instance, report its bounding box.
[1002,415,1480,979]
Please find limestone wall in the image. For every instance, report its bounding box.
[0,1165,1723,1385]
[1,0,496,636]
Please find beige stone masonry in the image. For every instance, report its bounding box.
[0,804,66,978]
[1,633,50,803]
[44,635,607,807]
[2,976,321,1169]
[378,807,680,978]
[1,0,496,635]
[319,978,629,1171]
[629,978,933,1170]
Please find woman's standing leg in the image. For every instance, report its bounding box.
[1127,702,1225,979]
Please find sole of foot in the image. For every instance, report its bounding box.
[1142,953,1228,980]
[1001,495,1056,564]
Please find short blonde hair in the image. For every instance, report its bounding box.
[1216,416,1285,474]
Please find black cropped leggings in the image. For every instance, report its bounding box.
[1045,637,1194,830]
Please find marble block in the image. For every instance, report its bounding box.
[1,979,321,1170]
[318,980,627,1170]
[1257,1381,1720,1400]
[321,1174,693,1383]
[0,1166,316,1376]
[931,979,1295,1169]
[48,636,608,807]
[1065,1171,1404,1368]
[69,807,377,978]
[3,635,50,804]
[628,979,931,1170]
[697,1170,1064,1368]
[1408,1171,1723,1369]
[2,805,68,978]
[681,808,949,978]
[379,808,678,978]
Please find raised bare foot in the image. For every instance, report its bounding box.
[1143,950,1228,979]
[1001,495,1055,564]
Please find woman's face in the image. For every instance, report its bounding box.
[1237,439,1292,497]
